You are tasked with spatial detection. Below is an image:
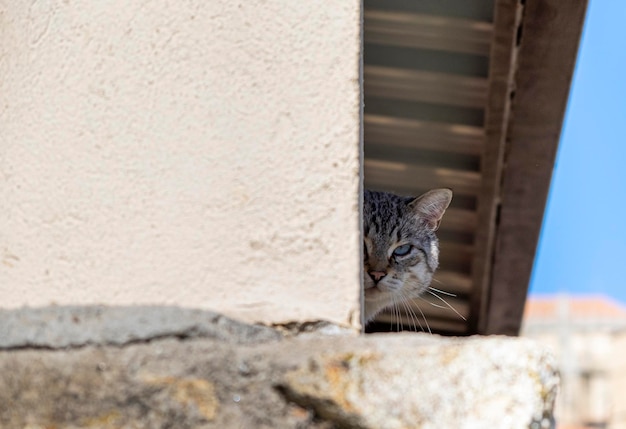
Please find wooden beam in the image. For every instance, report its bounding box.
[484,0,588,335]
[365,114,484,156]
[365,10,493,56]
[468,0,523,334]
[439,208,477,233]
[364,66,488,108]
[364,159,481,196]
[434,271,472,296]
[438,241,474,273]
[413,294,470,322]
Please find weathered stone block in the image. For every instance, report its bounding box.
[0,306,558,428]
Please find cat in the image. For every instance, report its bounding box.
[363,188,452,325]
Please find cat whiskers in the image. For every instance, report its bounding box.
[390,294,400,332]
[382,291,426,333]
[398,293,419,331]
[426,287,466,321]
[409,295,432,334]
[398,290,427,333]
[399,300,419,333]
[388,288,433,333]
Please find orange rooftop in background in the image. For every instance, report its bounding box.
[524,295,626,321]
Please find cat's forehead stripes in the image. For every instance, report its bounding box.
[395,227,402,242]
[364,190,412,235]
[365,191,433,242]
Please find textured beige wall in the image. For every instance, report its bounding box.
[0,1,362,327]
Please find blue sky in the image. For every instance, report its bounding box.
[529,0,626,302]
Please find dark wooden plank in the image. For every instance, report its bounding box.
[414,294,470,321]
[365,114,484,156]
[434,270,473,295]
[468,0,523,334]
[365,10,493,56]
[439,208,477,233]
[483,0,588,335]
[364,159,481,196]
[365,66,488,108]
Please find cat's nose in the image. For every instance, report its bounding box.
[368,270,387,283]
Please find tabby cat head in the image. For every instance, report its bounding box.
[363,188,452,323]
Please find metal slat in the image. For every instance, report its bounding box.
[365,10,493,56]
[365,114,484,156]
[365,65,488,108]
[365,159,481,196]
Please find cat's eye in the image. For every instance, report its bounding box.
[393,244,412,257]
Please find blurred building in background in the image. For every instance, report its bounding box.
[523,295,626,429]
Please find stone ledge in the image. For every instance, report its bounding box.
[0,305,282,349]
[0,306,558,429]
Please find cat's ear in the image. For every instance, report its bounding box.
[409,188,453,231]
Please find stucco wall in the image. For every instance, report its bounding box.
[0,1,362,327]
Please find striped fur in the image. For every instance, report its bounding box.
[363,188,452,323]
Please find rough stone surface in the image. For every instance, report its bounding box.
[0,306,282,348]
[277,336,559,429]
[0,307,559,429]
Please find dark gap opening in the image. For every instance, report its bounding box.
[362,0,495,334]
